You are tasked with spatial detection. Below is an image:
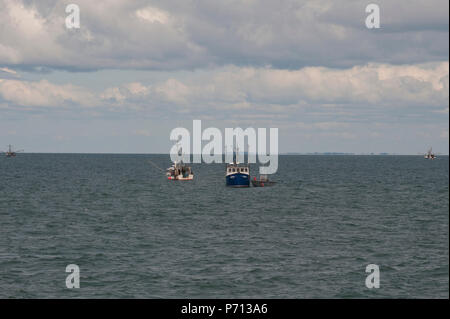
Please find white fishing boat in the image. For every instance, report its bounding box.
[166,147,194,180]
[166,161,194,180]
[424,147,436,159]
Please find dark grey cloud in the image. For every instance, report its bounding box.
[0,0,448,71]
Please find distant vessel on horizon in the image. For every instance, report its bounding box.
[424,147,436,159]
[3,145,23,157]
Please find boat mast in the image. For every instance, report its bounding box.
[178,145,183,165]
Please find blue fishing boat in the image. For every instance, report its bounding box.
[226,148,250,187]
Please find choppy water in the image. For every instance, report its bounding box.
[0,154,448,298]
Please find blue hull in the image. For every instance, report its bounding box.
[226,173,250,187]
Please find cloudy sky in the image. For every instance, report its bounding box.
[0,0,448,154]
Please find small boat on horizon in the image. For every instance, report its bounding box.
[3,145,23,157]
[424,147,436,159]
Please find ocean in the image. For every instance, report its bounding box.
[0,154,448,298]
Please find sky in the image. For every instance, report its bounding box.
[0,0,448,154]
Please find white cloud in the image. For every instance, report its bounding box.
[7,0,45,36]
[125,82,150,96]
[0,79,96,107]
[100,87,127,103]
[154,79,190,104]
[136,6,170,24]
[100,82,151,105]
[140,62,449,110]
[1,62,448,114]
[0,67,17,75]
[0,0,65,65]
[0,0,447,71]
[0,66,19,80]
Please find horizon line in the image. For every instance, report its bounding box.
[6,152,449,156]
